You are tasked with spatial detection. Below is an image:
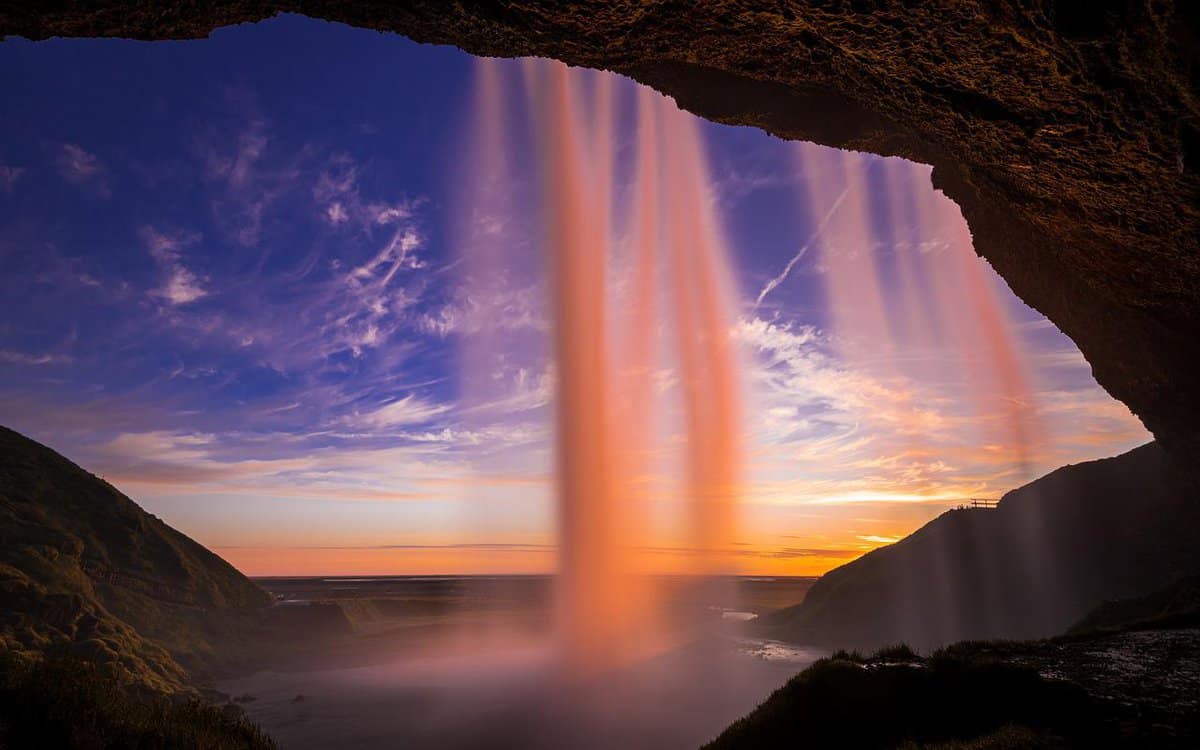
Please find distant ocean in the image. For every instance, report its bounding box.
[253,574,816,618]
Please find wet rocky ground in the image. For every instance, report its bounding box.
[1003,627,1200,745]
[705,626,1200,749]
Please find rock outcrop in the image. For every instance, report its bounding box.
[763,442,1200,650]
[705,629,1200,749]
[2,1,1199,465]
[0,425,271,689]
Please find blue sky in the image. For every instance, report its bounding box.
[0,16,1148,575]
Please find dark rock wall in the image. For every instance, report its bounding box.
[3,1,1198,462]
[764,442,1200,650]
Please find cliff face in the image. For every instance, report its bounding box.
[2,2,1199,464]
[0,426,270,689]
[763,442,1200,651]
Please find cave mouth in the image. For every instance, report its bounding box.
[1,7,1194,749]
[0,11,1148,583]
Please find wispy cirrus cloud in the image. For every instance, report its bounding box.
[333,226,427,359]
[132,141,436,370]
[140,226,208,305]
[75,425,541,508]
[418,280,545,338]
[0,165,24,193]
[0,349,73,366]
[203,117,299,247]
[350,227,425,279]
[56,143,110,196]
[325,201,350,224]
[312,153,416,232]
[343,394,452,431]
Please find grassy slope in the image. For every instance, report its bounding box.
[0,424,271,689]
[0,654,276,749]
[765,442,1200,650]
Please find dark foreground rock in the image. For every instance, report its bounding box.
[1003,628,1200,740]
[0,654,276,749]
[706,627,1200,750]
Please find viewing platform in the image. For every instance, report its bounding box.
[954,498,999,510]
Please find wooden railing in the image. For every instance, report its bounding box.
[954,498,999,510]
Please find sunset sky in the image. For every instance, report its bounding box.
[0,16,1149,576]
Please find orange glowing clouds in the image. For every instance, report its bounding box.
[216,544,554,578]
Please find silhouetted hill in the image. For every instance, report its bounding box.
[0,425,270,690]
[765,442,1200,650]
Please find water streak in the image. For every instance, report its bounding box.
[469,58,746,677]
[791,143,1042,476]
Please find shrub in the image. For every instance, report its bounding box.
[0,653,275,749]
